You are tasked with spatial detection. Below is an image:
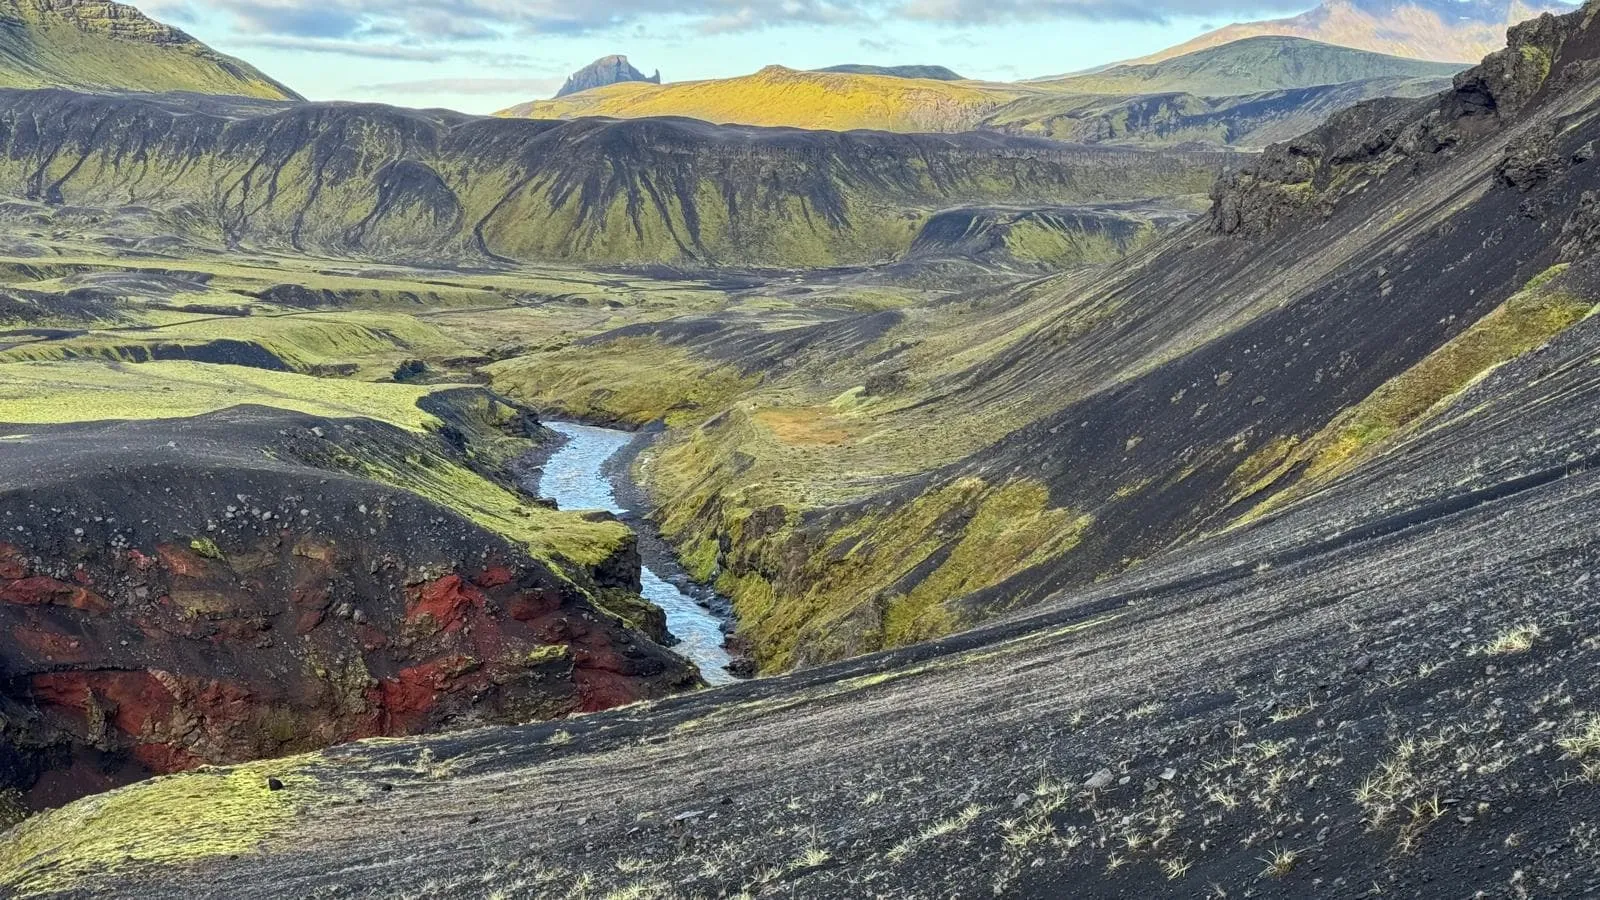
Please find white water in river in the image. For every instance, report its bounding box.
[536,421,738,685]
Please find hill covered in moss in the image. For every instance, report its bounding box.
[0,90,1222,268]
[0,0,298,99]
[502,38,1462,151]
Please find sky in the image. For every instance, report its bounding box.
[139,0,1328,113]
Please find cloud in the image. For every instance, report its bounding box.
[899,0,1310,25]
[355,77,565,96]
[153,0,1324,52]
[241,35,451,61]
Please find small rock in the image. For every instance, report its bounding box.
[266,777,285,792]
[1013,792,1031,809]
[1084,768,1115,791]
[1159,768,1177,781]
[673,809,705,822]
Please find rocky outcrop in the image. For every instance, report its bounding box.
[555,55,660,98]
[0,406,697,813]
[1210,8,1581,236]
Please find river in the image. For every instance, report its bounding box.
[533,421,740,685]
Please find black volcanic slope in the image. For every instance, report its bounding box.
[8,4,1600,899]
[604,4,1600,674]
[14,8,1600,900]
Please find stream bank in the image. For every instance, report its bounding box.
[527,421,743,685]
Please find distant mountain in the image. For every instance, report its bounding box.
[0,0,298,99]
[504,65,1014,133]
[505,37,1465,150]
[0,89,1222,268]
[816,64,965,81]
[555,55,660,98]
[1038,36,1464,95]
[983,74,1454,149]
[1127,0,1573,65]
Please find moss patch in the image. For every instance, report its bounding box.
[0,360,446,430]
[0,762,310,896]
[1303,265,1591,480]
[487,338,757,427]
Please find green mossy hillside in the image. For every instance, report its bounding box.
[0,90,1223,269]
[0,0,298,99]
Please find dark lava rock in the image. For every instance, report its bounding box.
[555,55,660,99]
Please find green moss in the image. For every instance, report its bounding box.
[487,338,757,427]
[1304,266,1591,478]
[0,358,628,570]
[0,762,310,896]
[0,5,296,100]
[1237,265,1594,521]
[188,537,224,560]
[662,456,1090,670]
[0,360,446,430]
[337,447,632,569]
[0,312,473,381]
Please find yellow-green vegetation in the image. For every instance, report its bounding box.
[189,537,224,560]
[503,66,1023,133]
[0,360,446,429]
[1239,265,1595,511]
[487,338,758,427]
[1475,623,1542,656]
[1004,218,1161,266]
[0,762,311,897]
[347,448,631,569]
[0,312,473,380]
[1305,265,1591,477]
[1036,37,1462,97]
[0,0,296,99]
[658,439,1091,668]
[0,359,631,568]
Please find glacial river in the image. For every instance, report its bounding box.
[534,421,739,685]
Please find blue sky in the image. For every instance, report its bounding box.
[138,0,1321,113]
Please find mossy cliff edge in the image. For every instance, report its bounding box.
[0,370,697,816]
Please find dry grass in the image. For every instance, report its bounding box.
[1475,623,1542,656]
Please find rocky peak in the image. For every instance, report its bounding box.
[1209,1,1586,236]
[554,55,661,98]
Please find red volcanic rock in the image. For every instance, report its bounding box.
[0,575,109,613]
[0,524,697,813]
[407,574,487,634]
[0,542,28,579]
[0,409,699,814]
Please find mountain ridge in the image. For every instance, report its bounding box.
[555,54,660,99]
[1126,0,1575,64]
[501,37,1464,147]
[0,0,299,99]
